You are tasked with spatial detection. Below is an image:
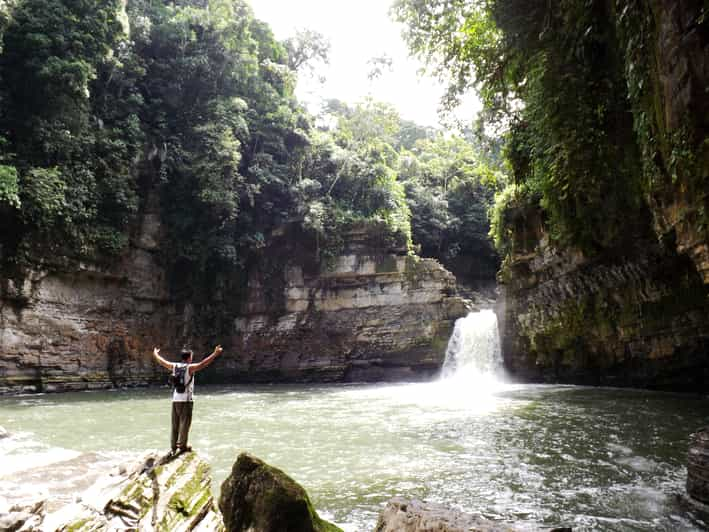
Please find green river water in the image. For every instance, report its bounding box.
[1,381,708,531]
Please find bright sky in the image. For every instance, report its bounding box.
[249,0,480,128]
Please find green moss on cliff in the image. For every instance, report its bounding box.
[519,251,709,375]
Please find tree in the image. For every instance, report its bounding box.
[283,28,330,79]
[393,0,647,253]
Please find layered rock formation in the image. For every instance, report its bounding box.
[33,452,222,531]
[497,1,709,392]
[0,193,175,393]
[220,224,466,383]
[498,222,709,390]
[0,212,466,393]
[2,451,340,532]
[219,453,341,532]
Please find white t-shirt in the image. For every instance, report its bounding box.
[172,363,194,402]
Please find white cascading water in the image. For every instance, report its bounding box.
[441,309,504,385]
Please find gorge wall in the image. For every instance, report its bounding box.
[497,206,709,391]
[497,1,709,392]
[0,205,467,394]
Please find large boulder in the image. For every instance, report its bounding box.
[42,451,223,531]
[218,453,341,532]
[375,498,516,532]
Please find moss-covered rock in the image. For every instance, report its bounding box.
[218,453,342,532]
[42,451,223,532]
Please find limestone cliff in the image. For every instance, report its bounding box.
[497,204,709,391]
[0,206,466,393]
[496,1,709,392]
[641,0,709,284]
[217,223,466,384]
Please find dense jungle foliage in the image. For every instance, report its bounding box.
[393,0,709,257]
[0,0,499,294]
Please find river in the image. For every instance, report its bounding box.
[1,311,708,531]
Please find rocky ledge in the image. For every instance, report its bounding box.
[1,450,579,532]
[1,451,340,532]
[498,225,709,391]
[687,428,709,510]
[41,451,221,531]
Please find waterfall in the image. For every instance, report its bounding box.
[441,309,504,382]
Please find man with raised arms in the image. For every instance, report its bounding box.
[152,345,223,455]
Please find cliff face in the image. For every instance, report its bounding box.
[497,1,709,392]
[498,219,709,391]
[0,208,466,393]
[644,0,709,284]
[219,224,466,383]
[0,194,173,393]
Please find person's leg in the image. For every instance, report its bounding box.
[177,401,192,450]
[177,401,193,451]
[171,402,179,451]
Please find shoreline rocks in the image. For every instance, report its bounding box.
[375,498,515,532]
[375,498,573,532]
[3,450,342,532]
[0,448,586,532]
[0,499,45,532]
[38,451,223,531]
[687,427,709,507]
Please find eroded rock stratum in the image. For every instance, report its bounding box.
[0,219,466,393]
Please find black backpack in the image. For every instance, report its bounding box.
[169,364,193,393]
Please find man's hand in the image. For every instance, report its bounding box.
[191,344,224,373]
[152,347,172,370]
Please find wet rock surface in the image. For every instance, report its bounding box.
[498,229,709,391]
[375,498,517,532]
[218,452,341,532]
[688,427,709,506]
[33,451,223,531]
[0,499,45,532]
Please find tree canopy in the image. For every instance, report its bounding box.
[0,0,501,295]
[393,0,672,254]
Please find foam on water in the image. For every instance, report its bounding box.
[0,430,81,473]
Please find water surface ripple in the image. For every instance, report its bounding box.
[1,382,707,531]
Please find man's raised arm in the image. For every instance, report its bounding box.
[190,345,223,374]
[152,347,173,370]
